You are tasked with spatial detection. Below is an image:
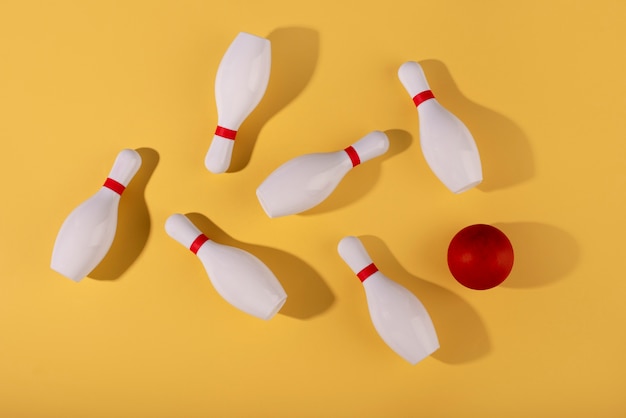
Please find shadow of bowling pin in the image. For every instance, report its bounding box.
[359,235,491,364]
[89,147,159,281]
[418,60,534,192]
[301,129,413,216]
[185,212,334,319]
[228,27,320,172]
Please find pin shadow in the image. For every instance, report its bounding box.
[492,222,580,288]
[185,212,334,319]
[359,235,491,364]
[88,148,159,281]
[300,129,413,216]
[227,27,320,172]
[419,59,533,192]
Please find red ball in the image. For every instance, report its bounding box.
[447,224,514,290]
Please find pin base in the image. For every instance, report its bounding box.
[450,178,483,194]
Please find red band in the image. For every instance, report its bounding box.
[344,146,361,167]
[356,263,378,282]
[215,126,237,140]
[412,90,435,107]
[103,178,125,195]
[189,234,209,254]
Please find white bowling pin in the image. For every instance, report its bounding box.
[51,149,142,282]
[256,131,389,218]
[205,32,271,174]
[398,61,482,193]
[337,236,439,365]
[164,214,287,320]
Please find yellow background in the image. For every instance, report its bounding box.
[1,0,625,416]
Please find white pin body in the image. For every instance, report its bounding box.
[164,214,287,320]
[349,130,390,164]
[50,149,142,282]
[398,61,482,193]
[205,32,271,174]
[363,273,440,365]
[205,136,234,175]
[338,236,439,365]
[257,152,351,218]
[106,149,143,187]
[198,241,287,320]
[256,131,389,218]
[397,61,431,96]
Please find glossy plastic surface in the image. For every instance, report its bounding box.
[448,224,514,290]
[165,214,287,320]
[205,32,271,173]
[50,149,142,282]
[398,61,482,193]
[338,236,439,365]
[256,131,389,217]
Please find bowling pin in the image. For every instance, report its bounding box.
[205,32,271,174]
[337,236,439,365]
[256,131,389,218]
[164,214,287,320]
[398,61,482,193]
[51,149,142,282]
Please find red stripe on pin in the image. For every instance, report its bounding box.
[357,263,378,282]
[344,146,361,167]
[412,90,435,107]
[215,126,237,140]
[189,234,209,254]
[103,178,126,195]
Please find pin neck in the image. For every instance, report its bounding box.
[103,178,126,195]
[357,263,378,282]
[215,126,237,140]
[190,234,210,254]
[344,146,361,167]
[412,90,435,107]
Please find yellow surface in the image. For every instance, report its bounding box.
[1,0,625,416]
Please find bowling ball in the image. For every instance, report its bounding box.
[447,224,514,290]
